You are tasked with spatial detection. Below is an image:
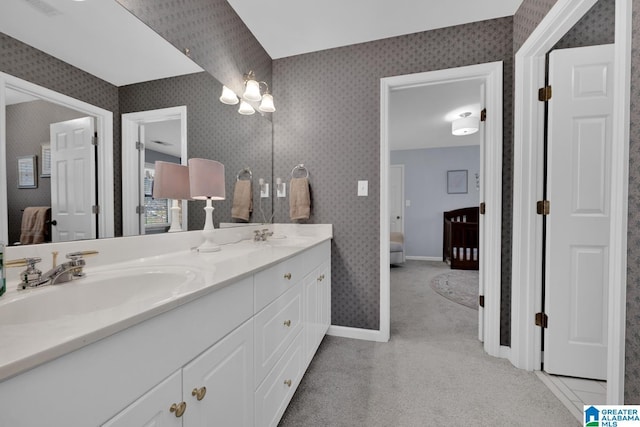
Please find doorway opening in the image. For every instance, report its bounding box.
[380,61,503,358]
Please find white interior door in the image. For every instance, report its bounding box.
[50,117,96,242]
[478,83,486,342]
[544,44,614,380]
[389,164,404,234]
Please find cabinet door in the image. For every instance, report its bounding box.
[102,370,183,427]
[302,270,318,366]
[182,319,254,427]
[318,260,331,337]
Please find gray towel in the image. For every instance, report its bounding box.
[289,178,310,220]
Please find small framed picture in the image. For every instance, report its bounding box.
[41,143,51,178]
[17,155,38,189]
[447,170,468,194]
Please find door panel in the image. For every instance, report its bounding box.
[389,165,404,233]
[544,44,614,380]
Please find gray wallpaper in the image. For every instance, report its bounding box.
[119,72,273,228]
[115,0,272,107]
[553,0,615,50]
[626,0,640,405]
[272,17,514,330]
[513,0,560,52]
[6,100,85,244]
[0,32,122,236]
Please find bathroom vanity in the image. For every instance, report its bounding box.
[0,224,332,427]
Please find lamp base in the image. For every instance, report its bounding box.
[168,200,182,233]
[197,200,220,252]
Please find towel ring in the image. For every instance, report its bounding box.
[236,167,253,181]
[290,164,309,179]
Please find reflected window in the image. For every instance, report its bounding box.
[144,166,171,230]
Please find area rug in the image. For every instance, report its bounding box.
[430,270,479,310]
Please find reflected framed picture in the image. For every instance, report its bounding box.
[17,155,38,189]
[41,143,51,178]
[447,169,467,194]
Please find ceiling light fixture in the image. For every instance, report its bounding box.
[451,112,479,136]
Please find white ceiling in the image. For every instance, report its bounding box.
[0,0,203,86]
[389,80,482,151]
[227,0,524,59]
[144,119,182,158]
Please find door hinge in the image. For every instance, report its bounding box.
[538,85,552,102]
[91,133,98,146]
[480,108,487,122]
[136,205,146,214]
[136,141,144,151]
[536,200,550,216]
[479,295,485,308]
[480,202,486,215]
[535,312,548,328]
[92,205,100,214]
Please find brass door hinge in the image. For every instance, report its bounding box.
[535,312,548,328]
[536,200,550,216]
[479,295,485,308]
[538,85,552,102]
[480,202,486,215]
[480,108,487,122]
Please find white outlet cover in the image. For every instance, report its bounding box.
[357,180,368,196]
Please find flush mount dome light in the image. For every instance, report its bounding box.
[452,112,479,136]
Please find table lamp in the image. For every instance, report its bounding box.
[188,158,226,252]
[152,161,190,232]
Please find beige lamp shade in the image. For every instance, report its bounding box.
[188,158,226,200]
[152,161,190,200]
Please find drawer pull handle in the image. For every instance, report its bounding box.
[170,402,187,417]
[283,320,292,327]
[192,386,207,401]
[284,379,292,387]
[284,273,292,280]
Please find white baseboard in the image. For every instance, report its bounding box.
[327,325,389,342]
[405,256,442,262]
[499,345,511,359]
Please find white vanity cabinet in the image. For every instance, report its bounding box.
[103,319,254,427]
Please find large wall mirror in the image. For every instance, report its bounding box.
[0,0,273,246]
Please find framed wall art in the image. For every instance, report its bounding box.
[447,169,467,194]
[17,155,38,189]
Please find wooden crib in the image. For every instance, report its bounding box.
[442,206,479,270]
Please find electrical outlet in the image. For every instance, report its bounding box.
[260,183,269,198]
[357,180,368,196]
[277,183,286,198]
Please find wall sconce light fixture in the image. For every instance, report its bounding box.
[452,112,479,136]
[219,71,276,114]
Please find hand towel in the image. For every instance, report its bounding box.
[20,206,50,244]
[231,180,252,221]
[289,177,310,220]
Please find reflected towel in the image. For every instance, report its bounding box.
[231,180,252,221]
[20,207,50,244]
[289,177,310,220]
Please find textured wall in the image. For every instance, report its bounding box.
[6,100,85,244]
[390,146,480,258]
[554,0,615,49]
[115,0,272,105]
[0,32,122,236]
[273,18,514,330]
[119,72,273,227]
[513,0,560,52]
[626,0,640,405]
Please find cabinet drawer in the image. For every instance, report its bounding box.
[254,285,302,387]
[254,241,330,312]
[254,331,304,427]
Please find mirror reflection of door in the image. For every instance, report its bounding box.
[5,88,95,245]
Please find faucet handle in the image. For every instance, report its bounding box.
[66,250,99,260]
[5,257,42,269]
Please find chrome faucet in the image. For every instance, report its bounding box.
[7,250,99,290]
[253,228,274,242]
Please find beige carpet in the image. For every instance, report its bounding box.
[279,260,578,426]
[430,269,479,310]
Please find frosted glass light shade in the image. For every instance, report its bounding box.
[238,100,255,115]
[188,158,226,200]
[452,116,479,136]
[258,93,276,113]
[219,86,239,105]
[152,162,190,200]
[243,79,262,102]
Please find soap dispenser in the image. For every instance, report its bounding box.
[0,242,5,297]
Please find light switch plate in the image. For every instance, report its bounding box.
[358,180,368,196]
[277,183,286,198]
[260,183,269,198]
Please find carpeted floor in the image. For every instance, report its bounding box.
[278,260,579,427]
